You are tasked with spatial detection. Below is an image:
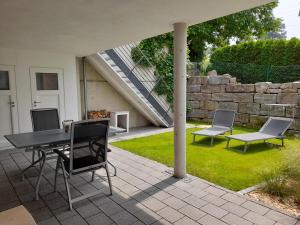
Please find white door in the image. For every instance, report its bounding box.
[0,65,19,149]
[30,67,65,123]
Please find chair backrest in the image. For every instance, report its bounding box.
[30,108,60,131]
[259,117,293,137]
[212,109,236,128]
[69,119,110,173]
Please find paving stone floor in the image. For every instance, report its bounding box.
[0,146,298,225]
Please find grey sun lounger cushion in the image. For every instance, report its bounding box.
[192,110,236,145]
[226,132,276,142]
[226,117,293,152]
[192,126,230,137]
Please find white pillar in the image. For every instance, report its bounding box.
[173,22,187,178]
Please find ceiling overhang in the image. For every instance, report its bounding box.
[0,0,273,56]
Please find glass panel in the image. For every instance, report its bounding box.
[0,71,9,90]
[36,73,58,90]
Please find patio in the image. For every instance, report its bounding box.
[0,145,298,225]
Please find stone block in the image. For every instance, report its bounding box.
[188,109,209,119]
[249,115,268,128]
[292,81,300,89]
[207,70,217,76]
[260,104,285,117]
[277,93,300,105]
[282,88,298,93]
[255,82,270,93]
[230,77,237,84]
[239,103,260,114]
[269,83,281,89]
[187,101,200,109]
[225,84,255,93]
[187,93,211,101]
[290,119,300,131]
[235,113,249,124]
[187,76,201,85]
[254,94,277,104]
[199,100,218,111]
[280,83,293,89]
[208,76,231,85]
[201,85,225,93]
[267,88,281,94]
[281,83,297,93]
[187,85,200,93]
[285,106,300,118]
[233,93,254,103]
[212,93,233,102]
[218,102,238,111]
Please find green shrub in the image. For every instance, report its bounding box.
[210,38,300,83]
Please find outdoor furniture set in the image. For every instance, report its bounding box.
[5,108,124,210]
[192,109,293,152]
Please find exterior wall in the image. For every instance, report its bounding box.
[0,47,80,133]
[80,61,151,128]
[187,74,300,134]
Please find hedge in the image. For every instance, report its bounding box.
[210,38,300,83]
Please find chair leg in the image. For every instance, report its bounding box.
[108,161,117,176]
[193,135,195,143]
[226,139,230,149]
[244,143,249,153]
[60,159,72,210]
[54,156,60,192]
[210,137,214,146]
[105,164,113,195]
[91,171,95,182]
[281,138,284,147]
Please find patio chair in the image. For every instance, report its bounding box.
[192,109,236,145]
[226,117,293,152]
[54,119,112,210]
[30,108,62,163]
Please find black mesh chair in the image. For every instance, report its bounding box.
[31,108,60,132]
[30,108,61,163]
[54,119,112,210]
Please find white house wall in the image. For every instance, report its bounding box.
[80,61,150,128]
[0,47,80,133]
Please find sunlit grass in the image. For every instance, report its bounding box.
[112,122,300,191]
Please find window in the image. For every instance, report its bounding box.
[36,73,58,90]
[0,71,9,90]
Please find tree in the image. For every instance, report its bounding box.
[132,2,282,103]
[265,23,287,39]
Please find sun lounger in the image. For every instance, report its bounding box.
[226,117,293,152]
[192,109,236,145]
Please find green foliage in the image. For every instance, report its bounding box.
[210,38,300,83]
[131,2,281,100]
[260,149,300,204]
[188,2,281,61]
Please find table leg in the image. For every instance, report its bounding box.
[35,150,46,200]
[21,148,45,181]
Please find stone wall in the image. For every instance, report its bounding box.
[187,74,300,134]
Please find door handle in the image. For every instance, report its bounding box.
[33,100,41,107]
[8,101,15,107]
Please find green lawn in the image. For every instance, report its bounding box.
[112,123,300,191]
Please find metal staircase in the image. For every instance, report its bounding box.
[87,43,173,127]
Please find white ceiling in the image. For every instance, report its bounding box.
[0,0,272,56]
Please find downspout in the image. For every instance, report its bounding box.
[82,57,88,119]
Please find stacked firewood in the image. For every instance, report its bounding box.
[88,110,111,119]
